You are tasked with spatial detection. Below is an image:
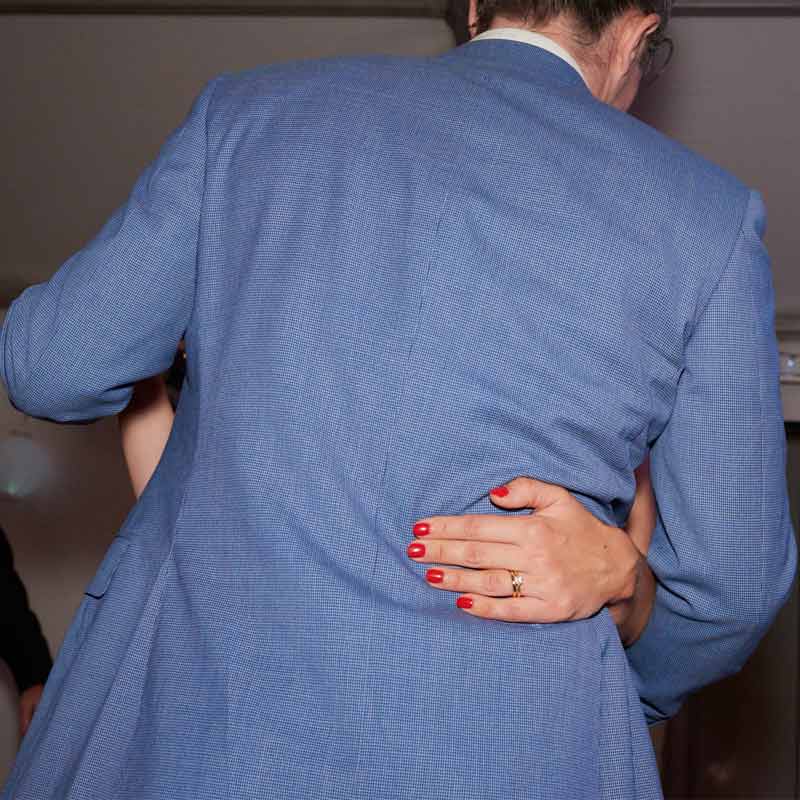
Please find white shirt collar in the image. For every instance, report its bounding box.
[470,28,588,87]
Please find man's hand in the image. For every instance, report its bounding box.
[409,475,655,645]
[19,683,44,738]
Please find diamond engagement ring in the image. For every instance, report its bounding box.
[509,570,524,599]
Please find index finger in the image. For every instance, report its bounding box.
[413,513,536,544]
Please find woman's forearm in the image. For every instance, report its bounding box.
[119,376,175,499]
[626,458,656,554]
[612,457,657,647]
[612,554,657,648]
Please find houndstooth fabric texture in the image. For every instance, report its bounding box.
[1,40,795,800]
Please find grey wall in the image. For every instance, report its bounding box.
[633,16,800,318]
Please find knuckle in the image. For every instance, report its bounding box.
[554,594,576,619]
[426,542,442,562]
[462,515,481,540]
[446,570,463,590]
[523,522,544,547]
[481,599,500,619]
[462,542,485,568]
[536,518,555,537]
[483,570,505,595]
[519,538,537,560]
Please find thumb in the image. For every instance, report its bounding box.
[489,475,569,511]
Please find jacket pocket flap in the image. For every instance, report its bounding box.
[85,536,131,599]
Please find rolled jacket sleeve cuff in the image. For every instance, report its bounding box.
[625,591,681,725]
[625,581,765,726]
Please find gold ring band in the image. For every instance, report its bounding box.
[509,570,524,599]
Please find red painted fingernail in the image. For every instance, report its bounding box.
[426,569,444,584]
[456,596,474,610]
[407,542,426,558]
[413,522,431,537]
[490,486,510,498]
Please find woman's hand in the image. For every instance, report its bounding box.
[409,474,655,645]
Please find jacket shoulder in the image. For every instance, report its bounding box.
[206,54,428,111]
[602,105,755,311]
[612,104,750,213]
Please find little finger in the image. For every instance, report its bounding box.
[455,594,565,624]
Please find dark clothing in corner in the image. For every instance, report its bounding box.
[0,528,51,693]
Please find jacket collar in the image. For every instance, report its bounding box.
[442,33,590,93]
[471,28,588,87]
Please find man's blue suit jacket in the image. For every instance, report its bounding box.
[1,38,795,800]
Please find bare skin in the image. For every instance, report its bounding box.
[118,376,174,498]
[19,683,44,738]
[615,459,658,644]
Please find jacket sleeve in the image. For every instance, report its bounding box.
[0,79,218,422]
[626,190,797,724]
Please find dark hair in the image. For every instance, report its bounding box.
[445,0,472,45]
[472,0,671,40]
